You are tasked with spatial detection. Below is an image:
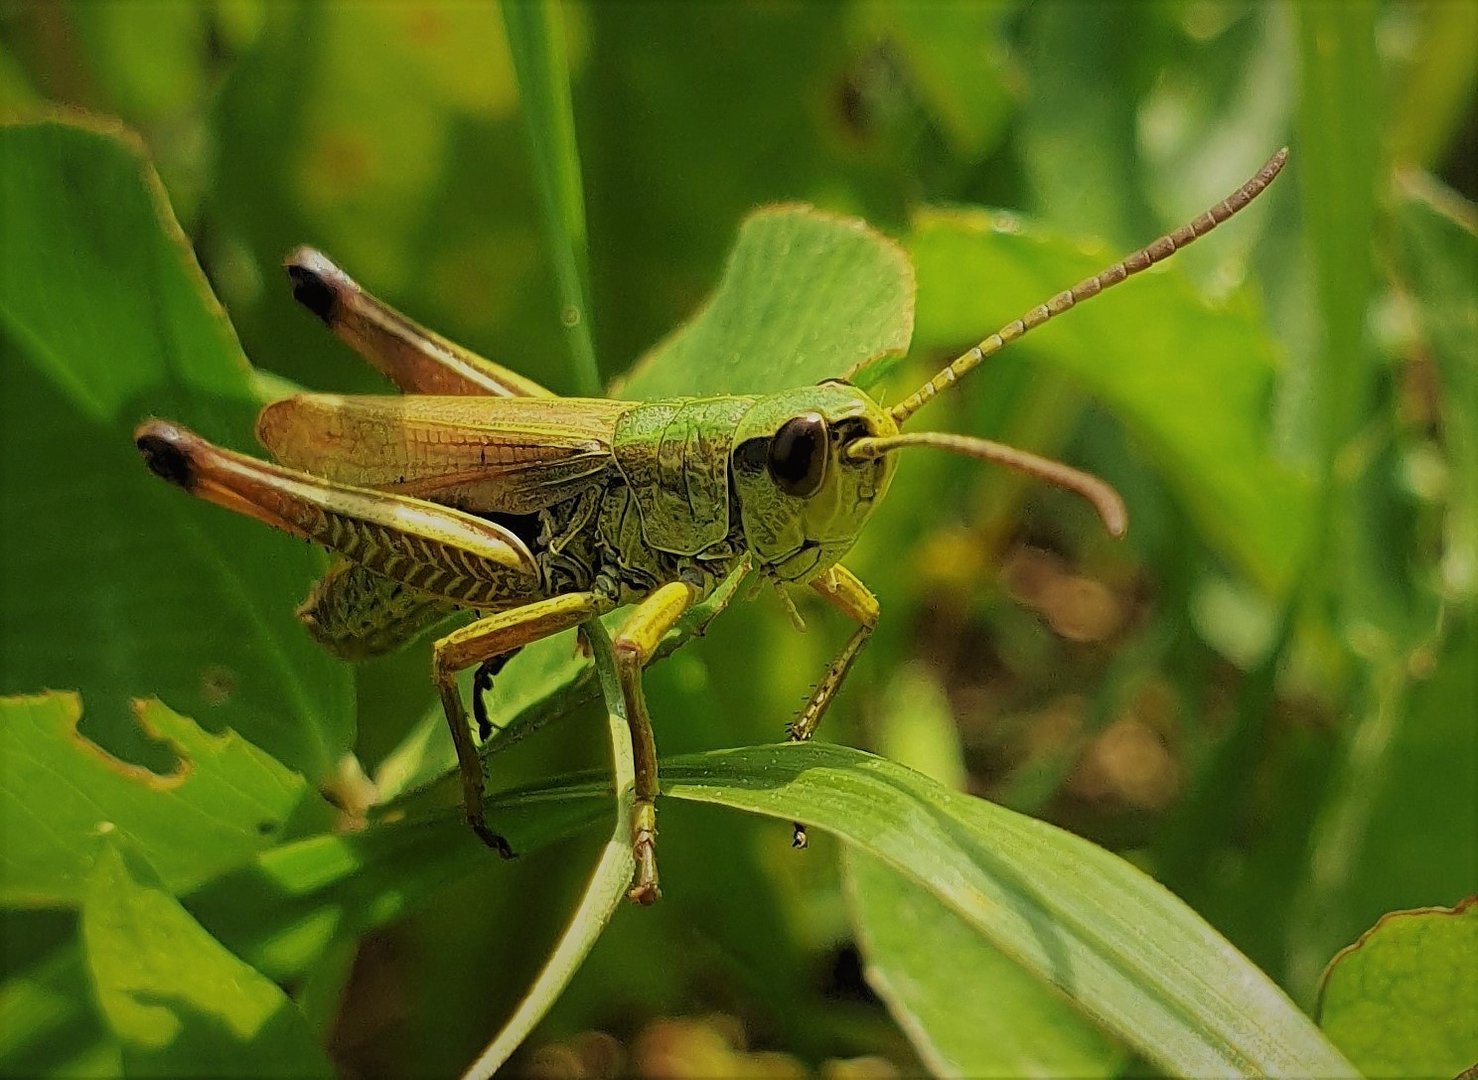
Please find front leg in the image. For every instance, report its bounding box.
[433,593,610,856]
[611,581,697,905]
[790,565,880,848]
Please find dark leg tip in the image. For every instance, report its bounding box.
[134,421,198,491]
[472,820,516,860]
[286,264,338,325]
[283,247,350,325]
[792,823,809,849]
[626,881,661,906]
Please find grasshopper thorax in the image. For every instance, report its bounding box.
[731,382,899,584]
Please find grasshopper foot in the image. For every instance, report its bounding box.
[469,817,516,860]
[792,823,809,849]
[626,801,661,905]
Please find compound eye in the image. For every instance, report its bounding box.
[768,413,829,498]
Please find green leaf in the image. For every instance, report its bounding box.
[1388,3,1478,172]
[503,0,600,395]
[650,743,1354,1078]
[1294,0,1382,564]
[845,849,1124,1077]
[0,116,353,780]
[82,841,333,1077]
[848,664,1124,1076]
[619,205,915,398]
[0,947,119,1077]
[64,1,208,123]
[906,207,1310,597]
[1018,3,1161,249]
[192,790,606,980]
[858,0,1017,160]
[1317,899,1478,1077]
[0,786,608,1074]
[0,692,330,907]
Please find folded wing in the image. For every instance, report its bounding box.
[256,394,627,514]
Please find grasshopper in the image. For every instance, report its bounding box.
[135,149,1286,904]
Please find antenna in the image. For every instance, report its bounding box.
[889,147,1289,424]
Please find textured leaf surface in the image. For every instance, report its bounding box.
[0,693,329,907]
[1318,900,1478,1077]
[620,205,915,398]
[82,842,332,1077]
[0,117,352,780]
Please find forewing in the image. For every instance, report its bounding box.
[256,394,625,514]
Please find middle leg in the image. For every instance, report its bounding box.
[433,593,610,856]
[610,581,698,905]
[789,565,881,848]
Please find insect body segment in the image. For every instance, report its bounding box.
[614,397,753,556]
[135,149,1287,901]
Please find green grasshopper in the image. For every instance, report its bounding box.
[135,148,1286,904]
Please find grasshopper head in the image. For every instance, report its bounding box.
[729,151,1291,587]
[732,383,900,583]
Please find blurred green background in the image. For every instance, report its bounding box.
[1,1,1474,1076]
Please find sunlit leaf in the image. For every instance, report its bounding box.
[1317,899,1478,1077]
[620,205,915,398]
[653,743,1354,1078]
[82,842,332,1077]
[0,692,330,907]
[475,743,1353,1076]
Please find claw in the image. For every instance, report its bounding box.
[470,817,516,860]
[627,801,661,904]
[472,662,496,741]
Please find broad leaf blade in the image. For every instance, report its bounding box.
[655,743,1354,1078]
[82,842,332,1077]
[848,665,1124,1077]
[0,692,330,907]
[0,116,352,780]
[1317,899,1478,1077]
[620,205,915,398]
[845,849,1125,1078]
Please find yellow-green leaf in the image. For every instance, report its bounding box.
[82,842,332,1077]
[0,693,328,907]
[1318,899,1478,1078]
